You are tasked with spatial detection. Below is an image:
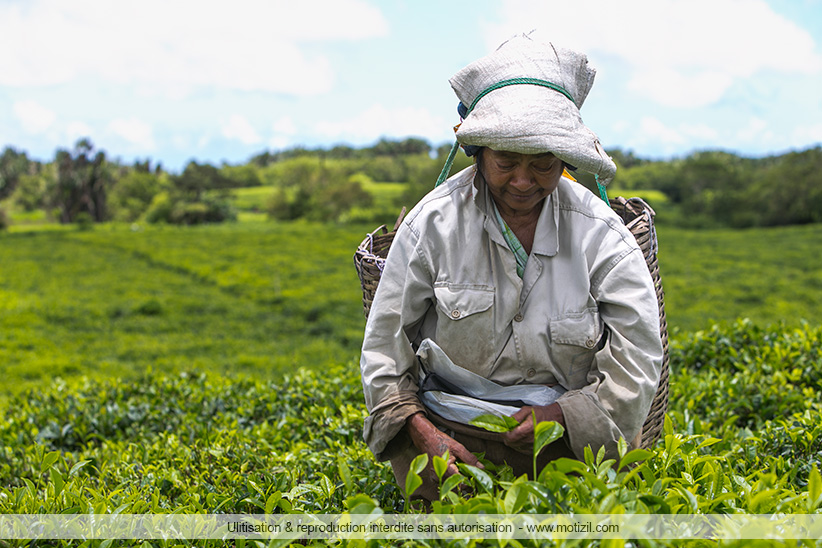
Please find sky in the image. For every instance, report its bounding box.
[1,0,821,172]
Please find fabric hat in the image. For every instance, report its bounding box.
[450,32,617,186]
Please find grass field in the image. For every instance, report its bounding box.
[0,220,372,400]
[1,217,820,403]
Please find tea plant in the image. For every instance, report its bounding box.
[2,319,822,547]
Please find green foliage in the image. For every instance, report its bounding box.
[142,162,238,225]
[0,146,30,201]
[1,211,822,545]
[0,222,370,399]
[669,319,822,434]
[658,223,822,332]
[8,136,822,234]
[470,414,519,433]
[10,172,50,212]
[219,163,264,188]
[1,320,821,547]
[0,364,403,519]
[614,146,822,228]
[51,139,113,224]
[0,206,7,230]
[108,170,166,222]
[264,161,375,223]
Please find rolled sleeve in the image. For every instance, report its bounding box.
[360,221,435,459]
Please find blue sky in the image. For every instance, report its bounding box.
[1,0,820,172]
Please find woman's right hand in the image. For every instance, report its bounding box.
[405,412,483,481]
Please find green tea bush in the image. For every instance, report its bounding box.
[2,321,822,547]
[669,319,822,433]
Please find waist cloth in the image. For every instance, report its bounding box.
[415,338,567,426]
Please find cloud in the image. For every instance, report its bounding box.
[273,117,298,136]
[222,115,262,145]
[0,0,388,97]
[638,117,686,146]
[65,121,94,144]
[627,69,734,109]
[623,116,720,153]
[486,0,822,108]
[791,124,822,147]
[735,117,770,142]
[315,104,448,142]
[108,118,156,150]
[13,100,56,134]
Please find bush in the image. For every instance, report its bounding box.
[170,196,236,225]
[109,170,164,221]
[3,321,822,524]
[0,207,8,230]
[143,191,236,225]
[266,173,374,223]
[143,191,173,223]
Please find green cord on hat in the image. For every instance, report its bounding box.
[436,78,575,187]
[468,77,576,111]
[596,174,610,206]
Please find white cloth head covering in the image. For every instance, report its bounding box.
[450,32,617,185]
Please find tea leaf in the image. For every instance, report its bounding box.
[534,420,564,456]
[618,448,653,471]
[469,413,519,433]
[458,463,493,494]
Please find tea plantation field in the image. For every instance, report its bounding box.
[1,219,822,547]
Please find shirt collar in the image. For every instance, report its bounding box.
[473,169,559,257]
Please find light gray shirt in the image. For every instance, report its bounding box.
[360,166,664,460]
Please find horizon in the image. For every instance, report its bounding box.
[6,136,822,176]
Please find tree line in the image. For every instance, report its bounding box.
[1,137,820,230]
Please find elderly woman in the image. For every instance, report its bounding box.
[360,33,663,501]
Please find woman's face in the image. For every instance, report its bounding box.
[480,148,564,218]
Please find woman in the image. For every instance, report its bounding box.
[360,33,664,501]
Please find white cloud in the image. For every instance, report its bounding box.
[0,0,388,97]
[486,0,822,108]
[108,118,156,150]
[623,117,721,152]
[222,115,262,145]
[627,69,734,109]
[268,136,291,150]
[273,117,298,136]
[680,123,719,142]
[638,117,686,146]
[315,104,447,141]
[65,121,94,144]
[736,117,770,142]
[791,124,822,146]
[13,100,56,134]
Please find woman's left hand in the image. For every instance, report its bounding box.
[502,403,565,452]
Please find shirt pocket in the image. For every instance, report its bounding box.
[548,307,603,386]
[433,285,495,374]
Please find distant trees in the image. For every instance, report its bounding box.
[144,161,236,225]
[0,147,29,201]
[51,139,112,224]
[612,147,822,228]
[0,147,30,230]
[1,137,820,230]
[264,157,375,221]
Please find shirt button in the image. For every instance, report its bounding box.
[586,338,596,348]
[526,368,536,378]
[451,309,461,319]
[513,313,524,322]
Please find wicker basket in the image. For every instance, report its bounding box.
[354,198,669,450]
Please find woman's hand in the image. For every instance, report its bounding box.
[406,412,483,480]
[502,403,565,453]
